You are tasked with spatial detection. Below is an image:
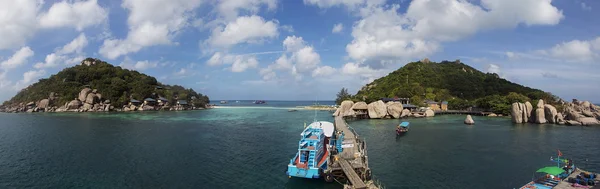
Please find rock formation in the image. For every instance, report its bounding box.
[351,102,368,110]
[424,109,435,117]
[78,88,92,102]
[464,115,474,125]
[534,100,547,124]
[511,103,524,123]
[386,102,403,119]
[333,100,355,117]
[544,104,558,124]
[400,109,410,118]
[37,99,50,109]
[511,98,600,126]
[67,99,82,110]
[367,100,388,119]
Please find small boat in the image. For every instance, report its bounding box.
[518,152,597,189]
[286,121,334,180]
[253,100,266,104]
[288,109,298,112]
[396,122,409,135]
[220,100,228,104]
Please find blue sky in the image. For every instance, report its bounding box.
[1,0,599,102]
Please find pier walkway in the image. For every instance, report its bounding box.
[325,116,377,189]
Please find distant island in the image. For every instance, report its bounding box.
[0,58,210,113]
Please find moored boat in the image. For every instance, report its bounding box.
[518,151,598,189]
[253,100,266,104]
[286,121,334,179]
[396,122,409,135]
[220,100,228,104]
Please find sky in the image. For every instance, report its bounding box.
[0,0,599,102]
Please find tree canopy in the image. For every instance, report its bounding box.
[336,88,352,105]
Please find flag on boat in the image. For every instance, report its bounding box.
[558,149,563,157]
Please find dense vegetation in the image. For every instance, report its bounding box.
[340,60,560,114]
[3,58,209,108]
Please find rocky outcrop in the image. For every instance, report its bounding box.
[544,104,557,124]
[67,99,82,110]
[78,88,92,102]
[351,102,368,110]
[534,100,546,124]
[488,113,497,117]
[511,98,600,126]
[579,117,599,126]
[566,120,582,126]
[511,102,524,123]
[386,102,403,119]
[333,100,355,117]
[464,115,474,125]
[37,99,50,109]
[424,109,435,117]
[524,101,533,123]
[85,93,98,104]
[400,109,410,118]
[367,100,388,119]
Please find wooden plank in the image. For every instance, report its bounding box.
[339,158,367,189]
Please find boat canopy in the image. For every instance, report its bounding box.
[303,121,335,137]
[536,166,565,175]
[399,122,410,127]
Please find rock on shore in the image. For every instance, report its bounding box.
[511,99,600,126]
[332,100,436,119]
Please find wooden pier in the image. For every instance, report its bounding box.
[324,116,378,189]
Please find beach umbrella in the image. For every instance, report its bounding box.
[536,166,565,175]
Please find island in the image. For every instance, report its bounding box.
[332,58,600,126]
[0,58,210,113]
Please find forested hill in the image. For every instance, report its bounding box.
[351,59,560,114]
[3,58,209,108]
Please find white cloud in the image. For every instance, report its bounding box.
[134,60,158,70]
[99,0,204,59]
[119,57,158,70]
[34,53,65,69]
[57,33,88,54]
[1,47,35,70]
[283,36,308,52]
[545,38,598,62]
[38,0,108,31]
[216,0,277,21]
[205,52,259,72]
[486,64,500,74]
[34,33,89,69]
[259,35,324,81]
[231,56,258,72]
[332,23,343,33]
[13,69,46,91]
[207,15,279,48]
[303,0,385,9]
[345,0,563,68]
[341,62,389,83]
[581,2,592,11]
[312,66,336,77]
[0,0,40,50]
[293,46,320,72]
[281,25,294,33]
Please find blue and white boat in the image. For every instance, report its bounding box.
[286,121,335,179]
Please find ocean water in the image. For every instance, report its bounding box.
[0,104,599,189]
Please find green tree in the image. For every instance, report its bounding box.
[505,92,530,103]
[335,88,352,105]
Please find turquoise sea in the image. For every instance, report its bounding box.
[1,101,599,189]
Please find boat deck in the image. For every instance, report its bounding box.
[553,168,599,189]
